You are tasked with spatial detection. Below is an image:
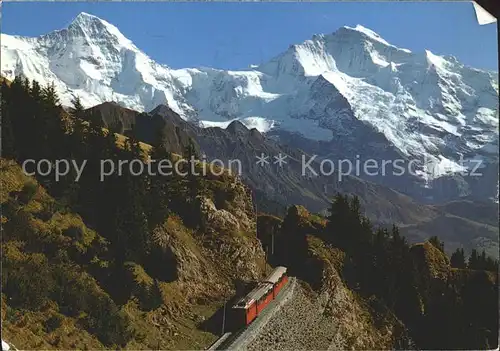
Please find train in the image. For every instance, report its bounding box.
[230,266,288,327]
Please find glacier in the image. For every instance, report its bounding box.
[1,12,498,182]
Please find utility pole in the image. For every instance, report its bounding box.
[254,189,258,238]
[265,246,269,275]
[271,231,274,256]
[221,302,226,335]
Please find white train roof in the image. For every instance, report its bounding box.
[231,266,288,310]
[264,266,287,284]
[232,282,273,309]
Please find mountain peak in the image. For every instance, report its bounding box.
[67,12,134,49]
[74,12,100,20]
[340,24,391,46]
[151,104,174,116]
[334,24,412,54]
[226,120,249,135]
[70,12,106,27]
[347,25,383,38]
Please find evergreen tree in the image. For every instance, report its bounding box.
[468,249,479,270]
[116,135,150,260]
[9,76,33,160]
[479,250,487,270]
[349,195,362,220]
[41,82,60,106]
[1,81,17,159]
[183,138,199,160]
[69,95,89,159]
[326,193,351,249]
[31,80,43,104]
[181,138,208,228]
[468,250,499,272]
[428,236,444,253]
[146,132,173,229]
[484,256,499,272]
[41,82,68,167]
[70,95,85,117]
[450,248,466,269]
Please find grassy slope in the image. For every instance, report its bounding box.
[1,159,106,349]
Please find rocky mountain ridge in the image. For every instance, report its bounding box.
[85,101,499,258]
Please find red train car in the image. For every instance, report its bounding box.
[264,266,288,298]
[231,266,288,327]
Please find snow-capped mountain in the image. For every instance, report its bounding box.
[2,12,498,196]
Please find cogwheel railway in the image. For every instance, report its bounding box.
[207,266,290,351]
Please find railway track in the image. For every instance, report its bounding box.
[206,332,233,351]
[216,329,245,350]
[206,318,251,350]
[207,277,296,350]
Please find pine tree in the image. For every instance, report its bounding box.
[115,134,151,259]
[468,250,498,272]
[69,95,89,158]
[146,133,173,229]
[479,250,487,270]
[70,95,85,117]
[484,256,499,272]
[349,195,362,220]
[181,138,208,227]
[31,80,42,103]
[41,82,67,161]
[428,236,444,253]
[9,76,34,160]
[1,81,17,159]
[183,138,199,160]
[468,249,479,270]
[326,193,351,249]
[450,248,466,269]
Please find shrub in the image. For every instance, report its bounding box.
[44,313,64,332]
[36,199,64,221]
[124,262,163,310]
[83,297,132,346]
[51,264,133,346]
[18,181,38,205]
[3,251,54,310]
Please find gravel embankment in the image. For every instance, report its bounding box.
[228,279,342,351]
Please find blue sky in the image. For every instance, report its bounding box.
[1,2,498,71]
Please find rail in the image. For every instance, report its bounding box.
[206,332,232,350]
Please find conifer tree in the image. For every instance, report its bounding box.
[326,193,351,249]
[146,132,173,229]
[42,83,67,161]
[450,248,466,269]
[428,236,444,253]
[479,250,487,270]
[181,138,208,227]
[31,80,42,103]
[69,95,89,159]
[468,249,479,269]
[1,81,17,159]
[114,135,150,259]
[9,76,33,160]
